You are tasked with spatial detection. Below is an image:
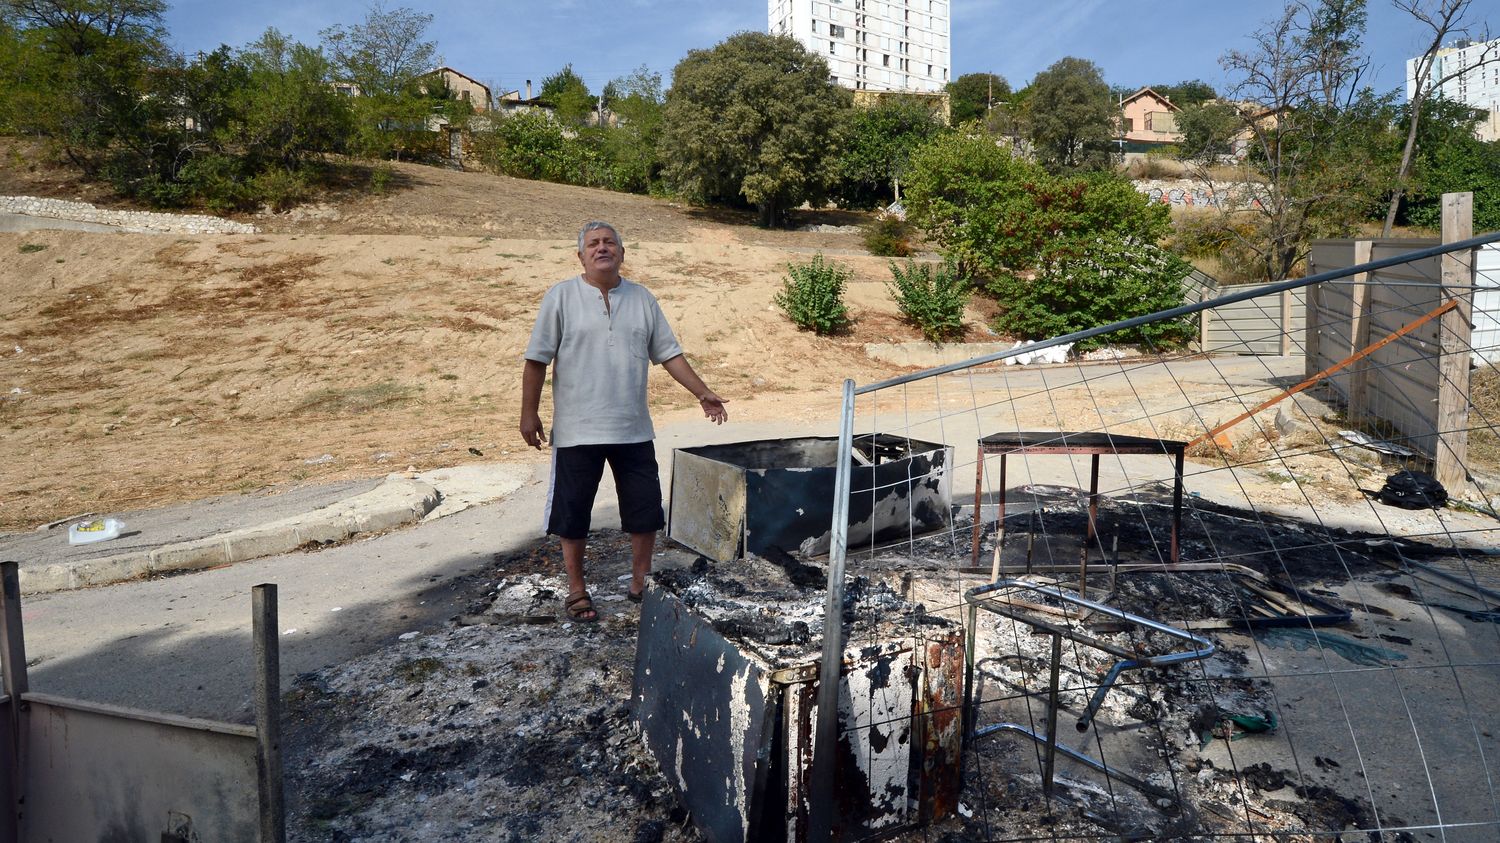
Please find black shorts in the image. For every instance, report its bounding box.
[545,440,665,540]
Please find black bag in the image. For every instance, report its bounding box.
[1376,470,1447,510]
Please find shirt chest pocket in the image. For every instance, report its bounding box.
[627,326,651,361]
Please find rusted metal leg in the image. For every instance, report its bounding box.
[1042,633,1062,797]
[253,584,286,843]
[1083,455,1100,597]
[1172,450,1185,564]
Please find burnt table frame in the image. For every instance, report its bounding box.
[969,432,1188,576]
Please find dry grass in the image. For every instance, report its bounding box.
[291,381,416,416]
[1469,368,1500,472]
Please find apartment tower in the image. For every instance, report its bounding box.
[769,0,951,93]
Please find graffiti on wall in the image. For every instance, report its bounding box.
[1135,181,1265,211]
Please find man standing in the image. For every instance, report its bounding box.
[520,221,728,622]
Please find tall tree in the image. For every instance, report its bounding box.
[1027,56,1116,173]
[540,63,593,124]
[834,94,948,208]
[1195,0,1395,282]
[320,2,435,97]
[659,32,850,227]
[0,0,163,56]
[601,64,664,192]
[946,72,1009,125]
[1383,0,1498,235]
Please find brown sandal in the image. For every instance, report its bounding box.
[565,591,598,622]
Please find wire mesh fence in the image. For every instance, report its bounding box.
[809,232,1500,841]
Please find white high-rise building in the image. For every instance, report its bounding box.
[1405,37,1500,142]
[769,0,951,93]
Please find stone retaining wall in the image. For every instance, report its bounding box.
[0,195,257,234]
[1133,179,1265,211]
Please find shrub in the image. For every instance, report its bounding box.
[987,234,1194,350]
[248,168,309,212]
[774,254,851,335]
[864,215,914,257]
[887,259,969,342]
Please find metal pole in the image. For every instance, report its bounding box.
[253,584,286,843]
[0,562,25,843]
[1042,633,1062,797]
[808,380,857,843]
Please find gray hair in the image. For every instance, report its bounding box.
[577,221,621,252]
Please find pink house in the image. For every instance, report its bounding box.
[1118,87,1183,148]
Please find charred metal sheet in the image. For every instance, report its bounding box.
[634,586,963,842]
[633,588,774,843]
[669,435,953,563]
[20,693,259,841]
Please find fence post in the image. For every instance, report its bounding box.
[252,584,286,843]
[0,563,25,843]
[1436,193,1474,492]
[1348,241,1374,419]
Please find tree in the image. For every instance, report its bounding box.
[319,3,435,98]
[1401,98,1500,231]
[946,72,1009,125]
[833,94,948,208]
[903,131,1169,279]
[540,62,593,125]
[1027,56,1116,172]
[0,0,163,56]
[1152,79,1217,108]
[659,32,850,227]
[236,29,353,169]
[1175,100,1240,159]
[600,64,664,192]
[1177,1,1398,283]
[1383,0,1498,235]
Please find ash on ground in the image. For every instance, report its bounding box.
[283,485,1495,841]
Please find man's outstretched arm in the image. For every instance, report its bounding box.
[662,354,728,424]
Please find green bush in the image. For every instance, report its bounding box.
[248,167,309,212]
[887,259,969,342]
[864,215,914,257]
[987,234,1195,350]
[774,254,851,335]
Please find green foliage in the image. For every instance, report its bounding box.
[660,32,851,227]
[987,235,1194,350]
[946,72,1010,125]
[863,215,914,257]
[1174,101,1240,160]
[1402,98,1500,232]
[598,64,664,193]
[1151,79,1217,108]
[318,3,434,99]
[832,94,948,208]
[1027,56,1116,173]
[774,254,851,335]
[904,132,1169,279]
[540,63,594,125]
[887,259,969,342]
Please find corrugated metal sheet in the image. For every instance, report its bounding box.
[1202,289,1308,355]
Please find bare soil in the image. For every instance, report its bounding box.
[0,156,998,532]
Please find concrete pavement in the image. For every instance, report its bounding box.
[1,465,530,594]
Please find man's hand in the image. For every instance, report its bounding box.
[698,392,729,425]
[520,412,547,449]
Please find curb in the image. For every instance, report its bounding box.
[19,476,441,595]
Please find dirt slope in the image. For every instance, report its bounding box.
[0,162,975,530]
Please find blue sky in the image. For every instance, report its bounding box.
[161,1,1449,98]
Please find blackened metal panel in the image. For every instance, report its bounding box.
[668,450,747,563]
[840,643,917,835]
[632,589,772,843]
